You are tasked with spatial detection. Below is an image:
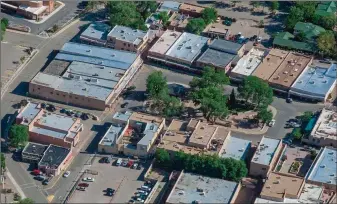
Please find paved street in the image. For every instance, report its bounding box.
[0,1,80,34]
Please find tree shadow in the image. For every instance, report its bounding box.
[251,11,267,16]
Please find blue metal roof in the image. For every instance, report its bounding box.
[290,64,337,100]
[81,23,111,41]
[306,147,337,185]
[107,25,147,45]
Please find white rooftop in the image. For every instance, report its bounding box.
[220,137,251,160]
[149,30,182,55]
[231,48,266,78]
[108,25,148,45]
[311,109,337,138]
[298,184,323,203]
[254,198,299,203]
[252,137,281,166]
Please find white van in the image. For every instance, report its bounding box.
[116,158,122,166]
[141,185,151,191]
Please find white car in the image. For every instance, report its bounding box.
[63,171,71,178]
[268,119,276,127]
[82,177,95,182]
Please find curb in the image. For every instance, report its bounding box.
[51,18,80,38]
[1,49,39,99]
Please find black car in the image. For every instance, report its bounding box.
[286,98,293,103]
[99,157,111,163]
[60,108,66,113]
[81,113,89,120]
[47,104,56,112]
[106,188,115,196]
[34,176,45,181]
[136,165,142,170]
[121,102,129,108]
[41,103,46,109]
[42,179,49,185]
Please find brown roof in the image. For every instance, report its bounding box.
[252,49,289,81]
[260,172,304,200]
[189,121,217,148]
[268,52,312,88]
[179,3,204,13]
[129,112,164,126]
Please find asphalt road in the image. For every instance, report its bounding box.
[0,1,81,34]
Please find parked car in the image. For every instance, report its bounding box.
[106,188,115,196]
[42,179,49,185]
[268,119,276,127]
[122,160,128,167]
[77,186,86,191]
[121,102,129,108]
[63,171,71,178]
[40,103,46,109]
[78,183,89,187]
[47,104,56,112]
[137,165,142,170]
[32,169,42,176]
[131,163,138,169]
[82,177,95,182]
[116,158,123,166]
[60,108,66,113]
[81,113,89,120]
[74,112,81,118]
[127,160,134,167]
[100,157,111,164]
[286,98,293,103]
[34,176,45,181]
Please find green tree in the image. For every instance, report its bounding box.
[190,66,229,90]
[252,1,261,10]
[258,20,264,28]
[18,198,34,204]
[1,153,5,171]
[162,95,183,117]
[270,1,279,13]
[238,76,273,109]
[295,31,306,42]
[317,31,337,57]
[9,125,29,148]
[1,18,9,28]
[310,150,317,160]
[155,149,171,169]
[299,111,314,124]
[293,128,302,140]
[295,2,317,21]
[136,1,157,19]
[186,18,206,35]
[285,7,304,30]
[158,11,169,26]
[201,7,218,25]
[146,71,168,100]
[228,89,236,110]
[320,15,337,30]
[256,108,273,123]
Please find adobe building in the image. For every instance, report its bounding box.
[1,1,54,20]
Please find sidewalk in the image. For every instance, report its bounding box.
[1,170,26,203]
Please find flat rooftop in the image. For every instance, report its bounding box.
[31,72,113,101]
[298,184,323,203]
[290,64,337,100]
[129,112,164,126]
[22,142,47,156]
[306,147,337,185]
[19,4,47,15]
[81,23,111,41]
[138,123,159,146]
[39,145,71,168]
[189,121,217,148]
[252,137,280,166]
[179,3,204,13]
[42,60,70,76]
[149,30,182,56]
[268,52,312,88]
[230,48,266,78]
[166,32,209,63]
[100,124,125,146]
[158,1,181,12]
[220,137,251,160]
[59,42,137,70]
[252,49,289,81]
[260,172,304,200]
[209,39,243,55]
[196,48,236,68]
[254,197,299,203]
[311,109,337,138]
[203,23,229,35]
[17,102,41,125]
[107,25,147,45]
[113,111,133,122]
[167,172,238,203]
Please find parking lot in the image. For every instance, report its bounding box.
[69,157,151,203]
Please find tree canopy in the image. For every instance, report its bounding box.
[317,31,337,57]
[158,11,169,26]
[146,71,168,100]
[238,76,273,109]
[154,149,247,182]
[1,18,8,41]
[186,18,206,35]
[9,125,29,148]
[201,7,218,24]
[270,1,279,13]
[319,15,337,30]
[285,7,304,30]
[293,128,302,140]
[256,108,273,123]
[18,198,35,204]
[295,2,317,22]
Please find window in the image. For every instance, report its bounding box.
[69,95,72,98]
[37,88,40,90]
[121,48,124,50]
[128,44,130,47]
[75,97,78,99]
[124,43,126,46]
[63,95,66,97]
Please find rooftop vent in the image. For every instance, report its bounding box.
[86,49,91,52]
[322,80,328,83]
[309,81,315,84]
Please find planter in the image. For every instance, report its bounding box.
[289,161,302,174]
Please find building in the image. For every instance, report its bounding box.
[293,22,326,42]
[1,1,54,20]
[259,172,305,202]
[165,32,209,69]
[315,1,336,17]
[29,42,142,110]
[219,137,251,161]
[145,13,163,30]
[273,32,315,53]
[302,109,337,148]
[107,25,149,53]
[21,142,48,163]
[98,112,165,158]
[166,171,240,203]
[202,23,229,39]
[305,147,337,190]
[289,64,337,102]
[196,39,244,73]
[148,30,182,60]
[252,49,289,81]
[229,48,267,81]
[158,1,181,12]
[16,102,83,148]
[38,145,72,176]
[167,12,190,32]
[79,23,111,47]
[157,119,231,156]
[179,3,204,17]
[268,52,312,94]
[250,136,283,178]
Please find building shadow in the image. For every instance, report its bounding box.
[40,50,59,72]
[11,81,29,97]
[85,123,111,153]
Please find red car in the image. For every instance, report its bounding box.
[78,183,89,187]
[127,160,134,167]
[32,169,42,176]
